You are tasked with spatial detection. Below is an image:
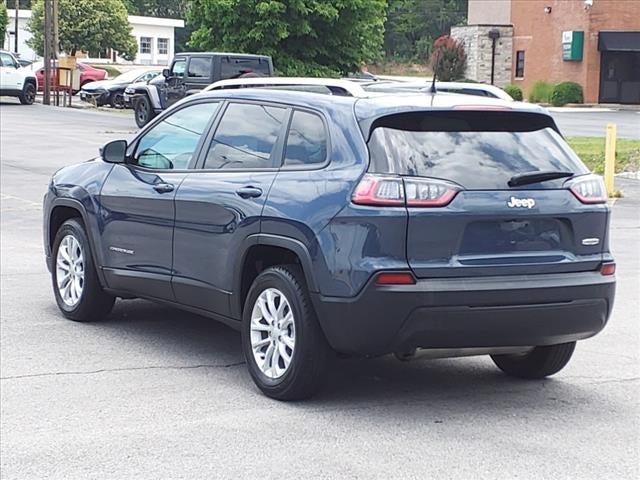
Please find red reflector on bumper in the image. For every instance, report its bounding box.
[376,272,416,285]
[600,263,616,276]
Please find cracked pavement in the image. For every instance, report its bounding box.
[1,101,639,479]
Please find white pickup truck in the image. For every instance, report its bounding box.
[0,50,37,105]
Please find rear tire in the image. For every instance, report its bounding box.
[19,82,36,105]
[134,95,155,128]
[51,219,115,322]
[491,342,576,379]
[242,265,330,400]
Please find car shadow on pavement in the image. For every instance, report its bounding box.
[91,297,611,416]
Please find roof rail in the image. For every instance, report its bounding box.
[203,77,368,97]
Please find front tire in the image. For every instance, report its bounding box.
[134,95,155,128]
[242,265,330,400]
[109,92,125,109]
[19,82,36,105]
[491,342,576,379]
[51,219,115,322]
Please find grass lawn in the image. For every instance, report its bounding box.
[567,137,640,174]
[369,62,432,77]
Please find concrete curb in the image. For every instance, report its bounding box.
[545,104,640,112]
[616,172,640,180]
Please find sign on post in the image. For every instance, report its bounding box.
[58,56,77,88]
[562,31,584,61]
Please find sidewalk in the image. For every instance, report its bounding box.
[547,104,640,112]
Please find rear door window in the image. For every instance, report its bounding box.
[367,111,588,189]
[187,57,212,79]
[220,57,271,79]
[204,103,287,169]
[283,111,327,167]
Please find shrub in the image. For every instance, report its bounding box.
[503,84,523,101]
[430,35,467,81]
[551,81,584,106]
[528,81,554,103]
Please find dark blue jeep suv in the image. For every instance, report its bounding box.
[43,89,616,399]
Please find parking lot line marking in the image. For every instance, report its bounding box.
[0,193,41,207]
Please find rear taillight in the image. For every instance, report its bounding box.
[352,174,460,208]
[452,105,511,111]
[600,262,616,276]
[352,174,404,206]
[404,177,460,207]
[567,174,607,204]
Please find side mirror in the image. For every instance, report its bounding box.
[162,68,170,78]
[100,140,127,163]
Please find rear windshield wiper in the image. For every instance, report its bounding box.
[508,171,574,187]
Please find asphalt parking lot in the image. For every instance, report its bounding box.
[1,102,638,479]
[549,108,640,139]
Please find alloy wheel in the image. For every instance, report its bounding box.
[25,85,36,104]
[250,288,296,379]
[56,234,85,307]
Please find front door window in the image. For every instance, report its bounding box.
[134,102,220,170]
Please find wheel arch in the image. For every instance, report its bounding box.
[24,76,37,88]
[232,234,319,319]
[135,85,162,110]
[48,198,107,286]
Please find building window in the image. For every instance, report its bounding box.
[515,50,525,78]
[158,38,169,56]
[140,37,152,55]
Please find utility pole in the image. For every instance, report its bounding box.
[14,0,19,53]
[43,0,52,105]
[52,0,58,58]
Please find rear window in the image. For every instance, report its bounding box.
[439,88,493,97]
[367,111,588,189]
[220,57,271,79]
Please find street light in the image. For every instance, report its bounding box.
[488,29,501,86]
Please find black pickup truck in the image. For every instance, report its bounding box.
[126,52,273,127]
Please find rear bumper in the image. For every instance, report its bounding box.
[312,271,615,356]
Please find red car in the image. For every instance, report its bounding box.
[36,63,108,93]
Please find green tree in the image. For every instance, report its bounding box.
[28,0,137,60]
[123,0,184,17]
[0,4,8,47]
[187,0,387,76]
[384,0,467,61]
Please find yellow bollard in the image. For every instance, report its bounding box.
[604,123,616,196]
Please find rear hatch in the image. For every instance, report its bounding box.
[364,110,609,278]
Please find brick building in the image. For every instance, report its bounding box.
[452,0,640,104]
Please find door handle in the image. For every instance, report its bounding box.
[236,186,263,199]
[153,182,174,193]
